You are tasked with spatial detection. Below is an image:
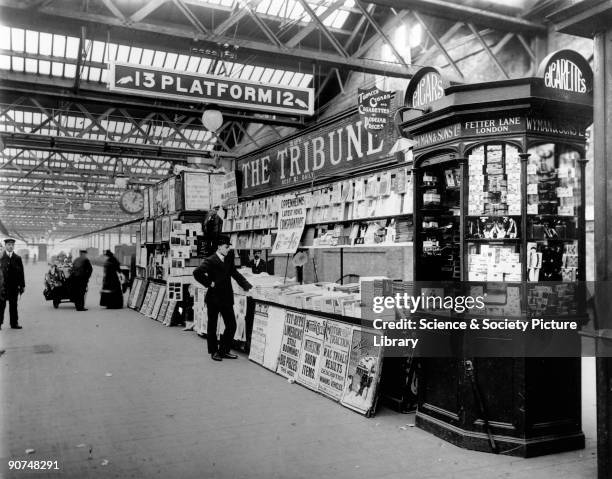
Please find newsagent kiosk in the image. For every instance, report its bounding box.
[397,50,593,456]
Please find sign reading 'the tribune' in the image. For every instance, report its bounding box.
[109,62,314,116]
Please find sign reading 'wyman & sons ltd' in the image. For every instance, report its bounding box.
[412,115,586,149]
[109,62,314,116]
[238,112,396,196]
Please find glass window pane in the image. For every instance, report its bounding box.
[11,28,25,52]
[24,58,37,73]
[39,32,52,55]
[51,61,63,76]
[128,47,142,63]
[65,36,80,59]
[141,48,155,65]
[0,55,10,70]
[91,41,106,62]
[39,60,51,74]
[64,63,76,78]
[175,54,189,71]
[52,34,65,56]
[25,30,38,54]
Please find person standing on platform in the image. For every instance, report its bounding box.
[0,238,25,330]
[193,235,252,362]
[204,205,224,256]
[249,250,266,274]
[71,249,93,311]
[100,250,123,309]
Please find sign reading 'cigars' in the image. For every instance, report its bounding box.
[238,113,395,196]
[537,49,593,96]
[404,67,447,109]
[108,62,314,116]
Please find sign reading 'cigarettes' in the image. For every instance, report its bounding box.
[108,62,314,116]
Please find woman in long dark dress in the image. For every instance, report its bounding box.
[100,250,123,309]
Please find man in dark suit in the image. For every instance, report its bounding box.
[249,250,267,274]
[193,235,252,361]
[71,249,93,311]
[0,238,25,330]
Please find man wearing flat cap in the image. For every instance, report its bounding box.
[71,249,93,311]
[193,234,252,361]
[0,238,25,329]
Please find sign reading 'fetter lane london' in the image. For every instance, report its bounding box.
[238,112,395,196]
[109,62,314,116]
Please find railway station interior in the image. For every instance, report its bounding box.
[1,0,612,478]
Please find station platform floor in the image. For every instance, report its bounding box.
[0,263,598,478]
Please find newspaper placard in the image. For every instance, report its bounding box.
[249,302,269,365]
[184,172,211,210]
[271,195,306,255]
[210,175,223,208]
[221,171,238,206]
[340,328,383,415]
[276,310,306,378]
[263,305,286,371]
[318,320,353,400]
[296,315,327,390]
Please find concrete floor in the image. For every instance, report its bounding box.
[0,263,598,478]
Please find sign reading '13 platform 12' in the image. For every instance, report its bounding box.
[109,62,314,116]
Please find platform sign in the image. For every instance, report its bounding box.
[109,62,314,116]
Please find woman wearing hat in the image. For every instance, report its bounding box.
[100,250,123,309]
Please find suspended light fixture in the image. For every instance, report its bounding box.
[114,159,129,188]
[201,109,223,132]
[83,202,91,211]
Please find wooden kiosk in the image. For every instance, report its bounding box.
[398,51,593,457]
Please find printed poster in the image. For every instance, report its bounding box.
[262,306,286,371]
[139,283,154,315]
[272,195,306,255]
[249,302,269,366]
[276,310,306,378]
[184,172,211,210]
[221,171,239,206]
[296,315,326,390]
[318,320,353,401]
[340,328,384,415]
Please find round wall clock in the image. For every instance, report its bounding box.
[119,189,145,214]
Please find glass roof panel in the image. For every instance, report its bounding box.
[0,55,10,70]
[39,60,50,75]
[141,48,155,65]
[65,36,80,59]
[52,34,65,57]
[128,47,142,64]
[64,64,76,78]
[39,32,52,55]
[11,28,24,52]
[91,41,106,62]
[24,58,37,73]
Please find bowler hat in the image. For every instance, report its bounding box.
[218,234,231,246]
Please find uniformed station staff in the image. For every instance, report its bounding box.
[0,238,25,330]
